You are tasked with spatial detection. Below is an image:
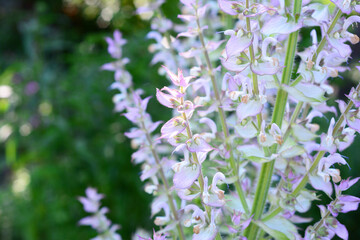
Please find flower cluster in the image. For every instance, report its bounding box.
[78,188,122,240]
[80,0,360,239]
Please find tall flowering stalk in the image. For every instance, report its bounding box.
[78,188,122,240]
[78,0,360,239]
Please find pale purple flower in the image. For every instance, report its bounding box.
[156,87,183,109]
[261,15,302,35]
[220,55,250,72]
[317,153,347,183]
[236,100,263,122]
[154,202,171,226]
[224,29,253,59]
[79,208,111,230]
[330,0,360,14]
[180,0,197,8]
[186,134,214,153]
[138,229,168,240]
[160,116,187,141]
[345,87,360,108]
[162,66,193,88]
[78,187,104,213]
[309,174,333,196]
[202,172,226,207]
[327,218,348,240]
[177,25,209,38]
[335,177,360,193]
[192,209,219,240]
[92,225,122,240]
[329,195,360,217]
[227,211,252,233]
[327,16,360,58]
[183,204,206,229]
[319,118,337,154]
[98,4,360,240]
[78,188,121,239]
[172,160,200,189]
[251,37,282,76]
[105,30,127,59]
[243,3,276,17]
[218,0,244,15]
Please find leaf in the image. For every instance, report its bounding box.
[237,145,273,163]
[292,124,317,141]
[279,145,305,158]
[295,191,318,213]
[225,195,248,213]
[254,221,289,240]
[235,121,258,139]
[282,83,326,102]
[262,216,297,240]
[278,138,304,158]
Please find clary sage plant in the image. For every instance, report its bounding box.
[78,0,360,239]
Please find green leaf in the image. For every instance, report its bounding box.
[292,124,318,141]
[262,216,297,240]
[280,145,305,158]
[282,83,326,102]
[295,191,318,213]
[237,145,274,163]
[254,221,289,240]
[278,138,305,158]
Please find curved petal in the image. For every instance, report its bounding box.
[192,224,217,240]
[173,163,200,189]
[261,15,302,35]
[236,100,263,121]
[226,33,253,58]
[221,56,250,72]
[250,60,282,75]
[218,0,242,15]
[309,175,333,196]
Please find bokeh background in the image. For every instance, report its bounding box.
[0,0,359,239]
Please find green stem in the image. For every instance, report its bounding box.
[246,0,262,127]
[262,207,282,222]
[269,101,303,212]
[215,232,223,240]
[195,8,250,214]
[141,120,186,240]
[182,112,204,189]
[282,101,304,141]
[313,198,338,232]
[244,1,302,238]
[129,84,186,239]
[301,103,311,123]
[182,110,216,221]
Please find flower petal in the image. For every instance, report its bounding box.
[173,163,200,189]
[236,100,263,122]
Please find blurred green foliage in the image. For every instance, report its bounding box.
[0,0,359,240]
[0,0,168,239]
